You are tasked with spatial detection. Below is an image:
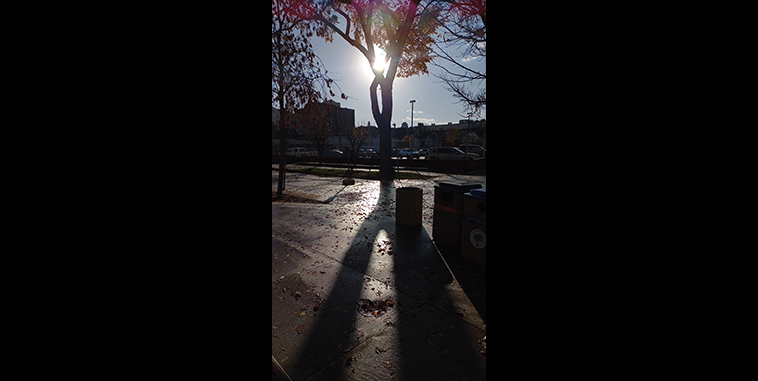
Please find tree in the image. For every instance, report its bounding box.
[345,125,370,175]
[445,127,460,146]
[308,0,443,180]
[430,0,486,116]
[272,0,343,199]
[301,101,333,162]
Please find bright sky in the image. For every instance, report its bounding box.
[310,35,486,128]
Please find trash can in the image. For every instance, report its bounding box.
[396,187,422,226]
[461,188,486,266]
[433,181,482,247]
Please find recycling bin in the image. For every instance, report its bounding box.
[432,181,482,247]
[396,187,422,226]
[461,188,486,266]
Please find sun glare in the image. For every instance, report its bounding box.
[373,56,386,72]
[373,46,386,71]
[361,45,387,80]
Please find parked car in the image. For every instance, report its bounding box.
[418,148,430,157]
[426,147,479,160]
[398,148,419,159]
[357,148,379,159]
[458,144,486,157]
[325,149,345,157]
[286,147,317,159]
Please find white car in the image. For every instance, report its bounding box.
[426,147,479,160]
[398,148,418,158]
[286,147,317,158]
[458,144,486,157]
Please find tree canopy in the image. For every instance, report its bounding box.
[431,0,486,116]
[273,0,345,197]
[303,0,446,179]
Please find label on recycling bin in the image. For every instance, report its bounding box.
[469,229,486,249]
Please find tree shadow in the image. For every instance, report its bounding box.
[289,180,485,380]
[287,181,396,380]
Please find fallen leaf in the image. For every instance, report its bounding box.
[386,361,392,368]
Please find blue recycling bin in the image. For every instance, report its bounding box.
[433,181,482,247]
[461,188,486,266]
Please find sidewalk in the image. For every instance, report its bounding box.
[272,165,486,237]
[272,176,486,380]
[273,163,485,186]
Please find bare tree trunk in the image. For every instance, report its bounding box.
[277,137,287,198]
[276,97,287,199]
[378,86,393,181]
[370,78,395,181]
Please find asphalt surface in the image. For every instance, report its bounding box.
[272,169,487,380]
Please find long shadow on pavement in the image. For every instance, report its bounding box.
[285,181,397,380]
[286,181,485,380]
[390,220,486,380]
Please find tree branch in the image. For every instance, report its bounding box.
[430,40,485,79]
[369,77,382,123]
[352,0,375,63]
[329,4,351,37]
[312,13,370,60]
[384,0,418,83]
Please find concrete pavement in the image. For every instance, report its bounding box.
[272,173,486,380]
[272,165,486,238]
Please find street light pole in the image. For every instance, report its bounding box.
[410,100,416,154]
[466,112,472,153]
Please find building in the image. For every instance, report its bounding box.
[419,119,486,134]
[321,101,355,138]
[274,104,485,154]
[391,119,486,150]
[272,102,356,154]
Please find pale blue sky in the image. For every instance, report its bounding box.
[310,35,486,128]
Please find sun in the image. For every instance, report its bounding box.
[373,54,386,72]
[373,45,387,71]
[362,45,387,80]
